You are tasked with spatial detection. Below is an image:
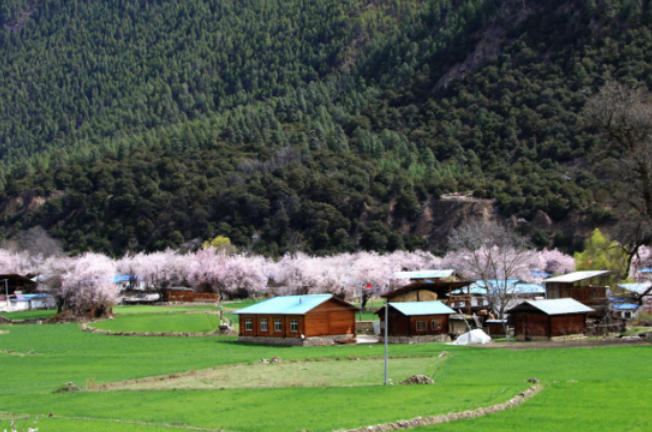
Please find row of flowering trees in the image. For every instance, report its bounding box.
[0,243,581,319]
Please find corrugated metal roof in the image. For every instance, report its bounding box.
[391,270,454,280]
[387,301,456,316]
[453,279,545,296]
[544,271,612,283]
[511,298,595,315]
[233,294,339,315]
[617,282,652,295]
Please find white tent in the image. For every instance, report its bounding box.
[450,329,492,345]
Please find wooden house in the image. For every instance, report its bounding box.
[385,270,475,313]
[377,301,456,344]
[544,271,612,317]
[507,298,594,341]
[234,294,359,346]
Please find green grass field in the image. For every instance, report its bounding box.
[90,313,221,333]
[1,306,650,432]
[0,309,57,321]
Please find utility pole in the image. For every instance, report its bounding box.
[384,299,389,385]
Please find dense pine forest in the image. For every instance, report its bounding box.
[1,0,651,256]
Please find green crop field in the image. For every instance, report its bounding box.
[0,309,58,321]
[0,314,650,432]
[90,312,222,333]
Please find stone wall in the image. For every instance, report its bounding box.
[335,385,542,432]
[380,334,450,344]
[238,334,356,346]
[82,323,236,337]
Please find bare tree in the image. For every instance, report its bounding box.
[448,219,539,318]
[584,82,652,265]
[12,226,64,258]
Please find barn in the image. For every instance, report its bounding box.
[377,301,456,344]
[507,298,594,341]
[544,271,612,317]
[234,294,359,346]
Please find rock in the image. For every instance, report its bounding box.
[400,375,435,385]
[260,358,270,364]
[527,377,540,383]
[270,356,281,364]
[0,315,11,324]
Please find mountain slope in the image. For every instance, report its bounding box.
[1,0,651,256]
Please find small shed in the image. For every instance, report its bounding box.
[234,294,359,346]
[377,301,456,344]
[544,271,612,316]
[485,319,508,336]
[507,298,594,341]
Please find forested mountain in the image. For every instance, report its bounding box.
[1,0,651,256]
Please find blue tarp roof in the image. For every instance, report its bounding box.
[386,301,456,316]
[613,303,639,311]
[531,270,551,278]
[391,270,454,280]
[453,279,545,296]
[233,294,354,315]
[113,275,144,283]
[11,293,54,302]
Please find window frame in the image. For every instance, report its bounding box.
[431,319,441,331]
[260,318,268,332]
[245,318,253,332]
[416,320,426,331]
[290,319,298,333]
[274,319,282,332]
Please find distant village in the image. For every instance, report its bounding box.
[2,248,650,346]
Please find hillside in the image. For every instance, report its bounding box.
[1,0,651,256]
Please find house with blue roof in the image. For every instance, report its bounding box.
[234,294,359,346]
[376,301,456,344]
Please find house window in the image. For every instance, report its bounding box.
[290,319,298,332]
[260,319,268,332]
[274,319,282,332]
[416,321,426,331]
[431,319,441,331]
[245,318,252,331]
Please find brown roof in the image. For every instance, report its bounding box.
[381,280,474,299]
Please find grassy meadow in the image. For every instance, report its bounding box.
[0,306,650,432]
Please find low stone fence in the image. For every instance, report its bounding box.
[81,323,236,337]
[380,334,450,344]
[335,384,543,432]
[238,334,357,346]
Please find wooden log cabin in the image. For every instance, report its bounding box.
[377,301,456,344]
[544,271,612,317]
[507,298,594,341]
[234,294,359,346]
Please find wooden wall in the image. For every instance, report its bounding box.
[514,312,587,339]
[379,309,450,337]
[238,314,305,338]
[550,314,586,336]
[304,299,356,337]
